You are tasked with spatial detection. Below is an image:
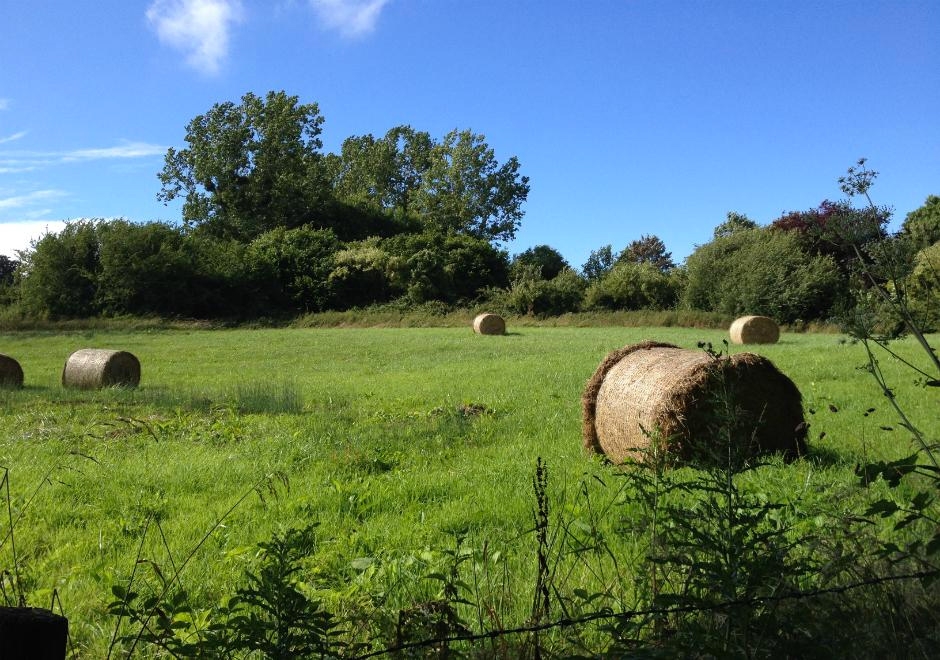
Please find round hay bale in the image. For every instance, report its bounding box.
[62,349,140,389]
[0,354,24,388]
[582,341,806,465]
[473,313,506,335]
[729,315,780,344]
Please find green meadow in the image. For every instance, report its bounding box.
[0,324,937,656]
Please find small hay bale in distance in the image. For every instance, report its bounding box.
[0,354,24,388]
[62,349,141,389]
[582,341,806,465]
[729,315,780,344]
[473,313,506,336]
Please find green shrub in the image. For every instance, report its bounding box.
[583,261,680,311]
[682,227,844,323]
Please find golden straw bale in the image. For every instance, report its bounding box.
[729,315,780,344]
[0,354,24,389]
[473,313,506,335]
[62,349,141,389]
[582,341,805,464]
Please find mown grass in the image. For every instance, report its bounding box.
[0,325,935,656]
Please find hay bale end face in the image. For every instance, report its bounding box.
[582,341,806,465]
[729,315,780,344]
[473,313,506,335]
[0,354,24,389]
[62,349,141,389]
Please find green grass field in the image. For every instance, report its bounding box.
[0,325,937,656]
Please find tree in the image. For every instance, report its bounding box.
[326,126,528,243]
[510,245,569,280]
[326,126,434,221]
[713,211,758,239]
[411,129,530,242]
[583,261,679,311]
[771,199,889,265]
[902,195,940,251]
[157,91,330,242]
[248,226,340,313]
[682,227,843,323]
[0,255,18,306]
[581,245,614,281]
[95,220,193,316]
[18,220,101,318]
[617,235,674,272]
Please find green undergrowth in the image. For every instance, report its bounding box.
[0,326,936,656]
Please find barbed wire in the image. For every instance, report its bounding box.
[351,568,940,659]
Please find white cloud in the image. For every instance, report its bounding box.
[147,0,244,74]
[0,141,166,173]
[0,99,9,111]
[0,220,68,258]
[0,190,66,212]
[0,131,27,145]
[61,141,167,162]
[309,0,389,37]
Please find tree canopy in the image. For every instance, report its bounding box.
[157,90,330,242]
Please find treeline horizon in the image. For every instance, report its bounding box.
[0,91,937,328]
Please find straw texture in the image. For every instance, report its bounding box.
[62,349,141,389]
[582,341,805,464]
[729,315,780,344]
[0,354,23,388]
[473,313,506,335]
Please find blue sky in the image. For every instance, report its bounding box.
[1,1,937,268]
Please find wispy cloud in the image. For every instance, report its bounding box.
[0,99,9,111]
[309,0,389,37]
[0,141,166,174]
[146,0,244,74]
[61,141,167,162]
[0,190,66,212]
[0,131,28,145]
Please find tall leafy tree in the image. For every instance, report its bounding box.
[617,234,674,272]
[581,244,614,281]
[327,126,434,220]
[415,129,529,242]
[902,195,940,251]
[157,91,330,242]
[511,244,569,280]
[713,211,758,239]
[329,126,529,243]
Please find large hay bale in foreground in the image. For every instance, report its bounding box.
[473,313,506,335]
[729,315,780,344]
[62,349,140,389]
[582,341,805,464]
[0,354,24,388]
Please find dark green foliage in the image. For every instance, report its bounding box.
[0,256,18,306]
[503,265,586,316]
[713,211,758,239]
[909,241,940,330]
[617,234,674,272]
[581,244,614,281]
[510,244,569,281]
[682,227,843,323]
[95,220,194,316]
[157,91,332,242]
[249,226,340,313]
[226,525,341,659]
[583,261,680,311]
[326,238,397,309]
[18,220,101,318]
[902,195,940,251]
[328,125,530,243]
